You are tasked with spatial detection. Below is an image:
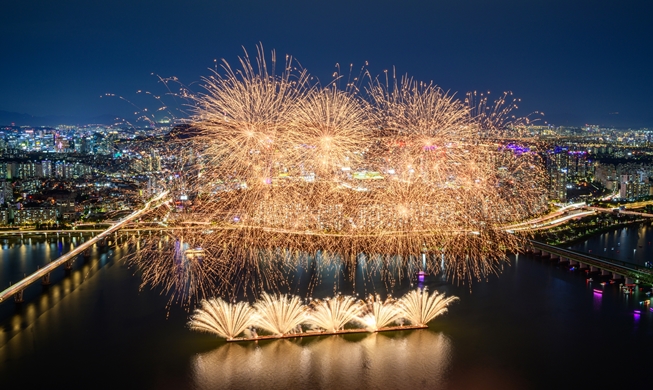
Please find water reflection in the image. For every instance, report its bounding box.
[571,222,653,265]
[193,330,451,390]
[592,290,602,311]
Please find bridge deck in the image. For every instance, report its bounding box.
[529,240,653,284]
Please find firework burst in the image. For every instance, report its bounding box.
[128,45,547,303]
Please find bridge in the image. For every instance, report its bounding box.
[585,206,653,218]
[0,229,106,237]
[0,191,170,304]
[2,194,651,305]
[527,240,653,285]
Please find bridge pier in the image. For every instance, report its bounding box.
[625,278,635,285]
[601,269,611,276]
[14,289,24,303]
[99,238,109,252]
[41,272,51,285]
[590,266,600,273]
[64,259,73,270]
[569,260,578,266]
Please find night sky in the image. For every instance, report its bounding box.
[1,0,652,127]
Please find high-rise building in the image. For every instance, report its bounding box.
[619,174,651,200]
[42,160,52,177]
[0,180,12,204]
[80,137,94,154]
[546,148,568,201]
[151,150,161,172]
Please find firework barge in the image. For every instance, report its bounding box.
[227,324,429,342]
[189,288,457,343]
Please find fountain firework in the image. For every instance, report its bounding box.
[253,292,307,336]
[397,288,459,326]
[305,295,365,333]
[358,294,403,332]
[188,298,256,340]
[189,288,458,340]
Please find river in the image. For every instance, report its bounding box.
[0,227,651,389]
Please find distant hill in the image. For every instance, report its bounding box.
[0,110,122,127]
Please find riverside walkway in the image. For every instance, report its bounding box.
[0,191,170,304]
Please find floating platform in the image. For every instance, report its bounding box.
[227,324,429,342]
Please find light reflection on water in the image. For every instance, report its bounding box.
[573,223,653,265]
[193,330,451,390]
[1,228,652,389]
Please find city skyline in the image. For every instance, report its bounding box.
[2,2,653,389]
[1,1,652,128]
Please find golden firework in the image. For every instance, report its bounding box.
[127,46,547,303]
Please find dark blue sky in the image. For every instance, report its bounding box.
[1,0,652,127]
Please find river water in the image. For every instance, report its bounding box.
[568,221,653,266]
[0,228,652,389]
